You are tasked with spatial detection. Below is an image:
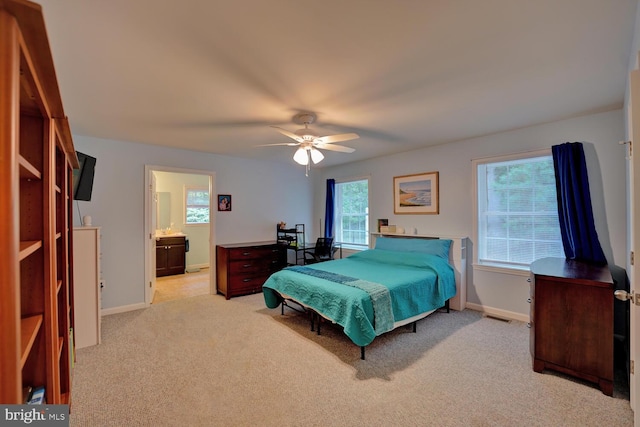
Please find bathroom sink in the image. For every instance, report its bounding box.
[155,231,186,238]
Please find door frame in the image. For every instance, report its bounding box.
[628,64,639,426]
[144,165,216,305]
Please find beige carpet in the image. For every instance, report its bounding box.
[70,293,633,426]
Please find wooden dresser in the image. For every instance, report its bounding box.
[216,241,285,299]
[529,257,614,395]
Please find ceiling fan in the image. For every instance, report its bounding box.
[258,112,359,174]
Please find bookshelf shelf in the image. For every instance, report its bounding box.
[18,155,41,180]
[20,315,42,368]
[19,240,42,261]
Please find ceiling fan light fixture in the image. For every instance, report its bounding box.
[310,148,324,164]
[293,147,309,165]
[265,112,359,175]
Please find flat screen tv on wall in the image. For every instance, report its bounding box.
[72,151,96,201]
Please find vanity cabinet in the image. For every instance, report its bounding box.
[530,257,614,395]
[156,236,186,277]
[216,241,285,299]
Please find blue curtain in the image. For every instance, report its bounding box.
[551,142,607,265]
[324,179,335,238]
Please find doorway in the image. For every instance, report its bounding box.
[144,165,216,306]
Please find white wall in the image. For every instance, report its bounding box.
[314,109,627,320]
[73,136,313,310]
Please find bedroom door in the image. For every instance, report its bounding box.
[627,66,640,426]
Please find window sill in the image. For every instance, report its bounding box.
[472,263,530,277]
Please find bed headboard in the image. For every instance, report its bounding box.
[370,233,467,311]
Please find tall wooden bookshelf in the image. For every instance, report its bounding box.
[0,0,77,404]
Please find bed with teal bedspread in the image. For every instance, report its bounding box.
[262,237,456,350]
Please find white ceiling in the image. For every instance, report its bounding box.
[37,0,637,167]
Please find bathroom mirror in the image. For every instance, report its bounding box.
[157,192,171,230]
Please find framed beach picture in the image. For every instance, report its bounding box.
[393,171,439,214]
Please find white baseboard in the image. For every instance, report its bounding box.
[465,302,530,323]
[101,302,146,317]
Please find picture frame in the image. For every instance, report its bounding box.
[217,194,232,211]
[393,171,439,214]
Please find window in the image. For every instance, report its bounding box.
[335,178,369,248]
[474,151,563,270]
[185,187,210,224]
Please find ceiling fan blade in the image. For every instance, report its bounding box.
[315,133,359,144]
[270,126,304,143]
[254,142,299,147]
[315,143,355,153]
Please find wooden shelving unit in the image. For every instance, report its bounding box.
[0,0,78,405]
[276,224,305,265]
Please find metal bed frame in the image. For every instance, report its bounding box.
[280,296,451,360]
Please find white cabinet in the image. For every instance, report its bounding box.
[73,227,102,348]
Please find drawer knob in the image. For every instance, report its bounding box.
[243,264,252,268]
[526,322,531,328]
[242,278,251,282]
[527,298,531,303]
[242,252,251,256]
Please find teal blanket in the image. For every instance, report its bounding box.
[263,249,456,347]
[287,266,395,335]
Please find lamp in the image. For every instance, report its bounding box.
[293,145,324,176]
[309,148,324,164]
[293,147,309,165]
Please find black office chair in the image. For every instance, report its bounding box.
[304,237,335,264]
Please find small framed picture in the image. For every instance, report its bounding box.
[217,194,232,211]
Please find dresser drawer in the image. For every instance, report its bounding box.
[228,245,280,260]
[229,274,270,291]
[229,258,281,275]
